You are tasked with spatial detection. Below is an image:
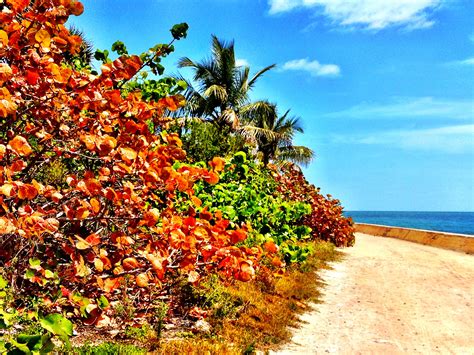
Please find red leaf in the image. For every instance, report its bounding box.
[26,69,40,85]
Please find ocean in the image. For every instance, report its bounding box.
[345,211,474,236]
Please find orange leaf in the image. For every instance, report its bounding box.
[18,184,38,200]
[122,257,140,271]
[0,63,12,84]
[204,171,219,185]
[191,196,202,207]
[9,136,32,156]
[209,157,226,172]
[238,261,255,282]
[263,241,279,254]
[85,233,101,246]
[101,277,123,293]
[90,198,101,213]
[271,257,285,268]
[141,208,160,227]
[69,0,84,16]
[230,229,247,244]
[96,135,117,155]
[7,0,29,12]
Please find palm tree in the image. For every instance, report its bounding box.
[176,35,275,128]
[64,26,94,69]
[240,101,314,166]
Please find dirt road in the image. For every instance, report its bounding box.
[273,233,474,354]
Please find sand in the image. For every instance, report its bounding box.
[272,232,474,354]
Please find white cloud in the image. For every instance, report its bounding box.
[333,124,474,154]
[325,97,473,120]
[268,0,443,31]
[235,58,249,67]
[281,58,340,77]
[449,57,474,66]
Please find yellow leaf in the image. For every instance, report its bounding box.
[94,258,104,272]
[0,30,8,47]
[119,147,137,163]
[0,183,15,197]
[75,236,91,250]
[0,63,13,85]
[35,29,51,48]
[0,217,16,234]
[75,255,90,277]
[136,273,149,288]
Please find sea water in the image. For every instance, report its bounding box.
[345,211,474,236]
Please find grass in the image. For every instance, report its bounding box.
[72,240,341,354]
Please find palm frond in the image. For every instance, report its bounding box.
[276,145,314,166]
[248,64,276,89]
[204,84,228,101]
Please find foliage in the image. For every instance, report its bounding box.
[178,152,313,265]
[0,275,72,354]
[273,164,355,247]
[0,0,261,333]
[176,35,275,129]
[240,101,314,166]
[181,121,246,163]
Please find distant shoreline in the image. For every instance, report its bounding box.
[346,211,474,236]
[354,223,474,254]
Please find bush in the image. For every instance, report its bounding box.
[273,164,355,247]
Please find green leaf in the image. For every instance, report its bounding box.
[39,314,73,338]
[0,275,7,290]
[111,40,128,55]
[170,23,189,40]
[8,338,32,354]
[28,258,41,268]
[44,270,55,279]
[98,295,109,309]
[16,334,43,352]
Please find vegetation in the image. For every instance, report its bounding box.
[0,1,354,353]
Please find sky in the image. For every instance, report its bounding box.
[70,0,474,212]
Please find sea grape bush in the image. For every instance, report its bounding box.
[0,0,260,328]
[273,164,355,247]
[176,152,314,264]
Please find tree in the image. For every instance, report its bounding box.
[177,35,275,129]
[240,101,314,166]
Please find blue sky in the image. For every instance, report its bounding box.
[70,0,474,211]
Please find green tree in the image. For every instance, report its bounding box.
[177,35,275,129]
[240,101,314,166]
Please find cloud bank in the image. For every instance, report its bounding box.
[281,58,340,77]
[268,0,443,30]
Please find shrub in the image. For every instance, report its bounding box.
[273,164,355,247]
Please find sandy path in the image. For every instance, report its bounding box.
[273,233,474,354]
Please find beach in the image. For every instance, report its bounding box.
[273,232,474,354]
